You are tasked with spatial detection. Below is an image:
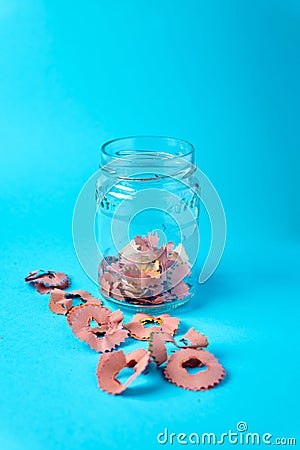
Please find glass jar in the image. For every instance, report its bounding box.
[95,136,200,312]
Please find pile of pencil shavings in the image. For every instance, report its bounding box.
[25,270,225,395]
[98,232,192,306]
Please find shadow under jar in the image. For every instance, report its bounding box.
[96,136,200,312]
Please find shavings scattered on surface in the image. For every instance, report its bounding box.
[183,327,209,348]
[164,348,226,391]
[96,348,150,394]
[148,332,173,366]
[49,289,102,315]
[67,304,128,352]
[148,329,209,366]
[98,233,192,306]
[24,270,70,294]
[124,313,180,340]
[24,269,226,394]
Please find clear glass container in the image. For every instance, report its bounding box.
[95,136,200,312]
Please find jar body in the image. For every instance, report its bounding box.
[95,137,200,312]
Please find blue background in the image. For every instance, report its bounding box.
[1,1,299,449]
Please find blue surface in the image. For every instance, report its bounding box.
[1,1,299,449]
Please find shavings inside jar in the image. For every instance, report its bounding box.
[98,232,192,306]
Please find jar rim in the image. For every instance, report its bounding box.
[101,135,195,159]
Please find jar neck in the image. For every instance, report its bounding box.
[100,136,195,181]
